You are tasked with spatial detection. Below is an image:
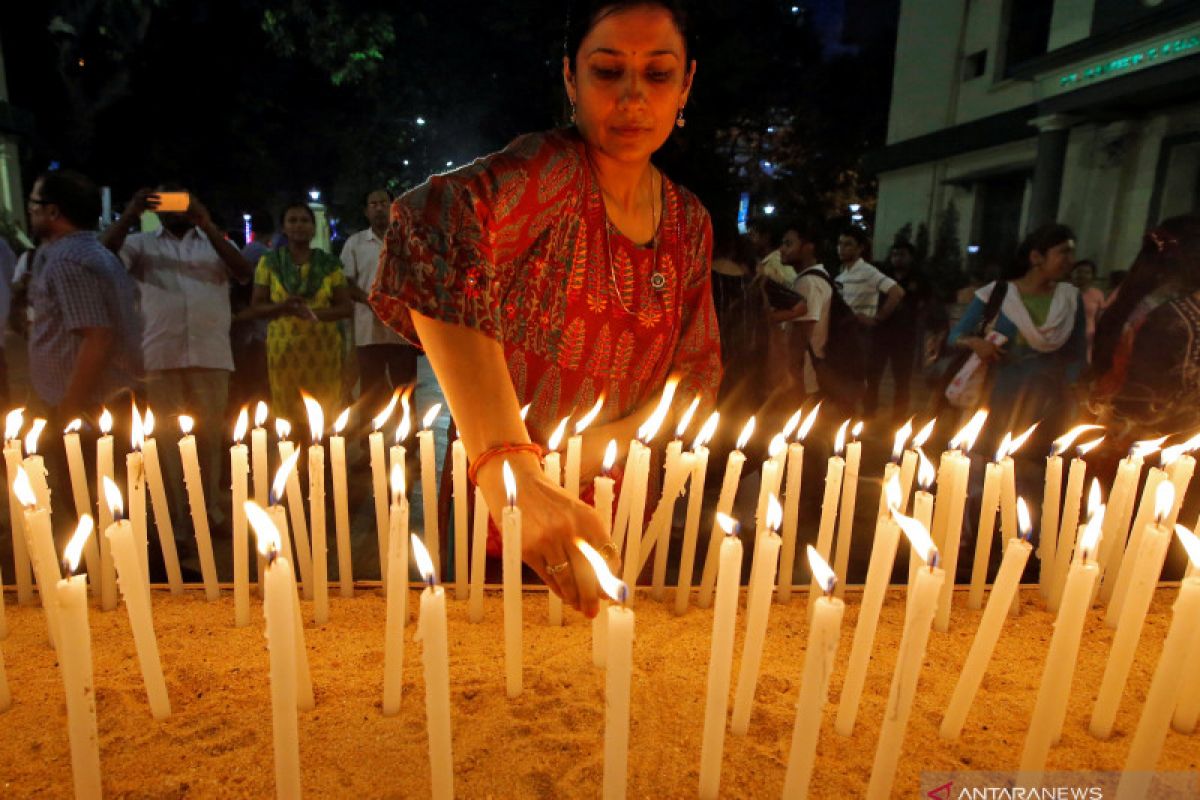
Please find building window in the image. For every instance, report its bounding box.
[963,50,988,80]
[1004,0,1053,72]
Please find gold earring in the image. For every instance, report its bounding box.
[676,108,686,128]
[570,103,577,124]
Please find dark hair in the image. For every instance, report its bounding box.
[279,202,316,227]
[890,240,917,258]
[838,226,869,248]
[363,188,393,206]
[746,217,779,247]
[1091,215,1200,378]
[1007,223,1074,280]
[564,1,691,67]
[784,221,820,246]
[35,170,101,230]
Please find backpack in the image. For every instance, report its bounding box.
[797,267,866,408]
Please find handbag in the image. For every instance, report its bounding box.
[930,281,1008,413]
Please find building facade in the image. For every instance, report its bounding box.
[870,0,1200,278]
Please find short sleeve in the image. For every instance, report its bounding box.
[326,267,346,290]
[48,259,114,333]
[794,275,830,322]
[253,257,272,287]
[866,263,897,293]
[340,237,359,281]
[117,233,143,273]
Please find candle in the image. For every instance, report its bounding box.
[411,534,455,800]
[999,423,1037,545]
[835,476,903,736]
[866,511,945,800]
[1163,440,1197,529]
[578,540,634,800]
[1020,506,1104,772]
[1106,465,1168,625]
[13,467,62,648]
[1173,587,1200,733]
[62,418,101,588]
[418,403,443,577]
[502,462,523,698]
[782,547,845,799]
[22,418,52,514]
[252,400,270,504]
[141,411,183,595]
[267,465,314,712]
[56,517,102,798]
[901,419,936,512]
[697,514,741,800]
[232,408,251,627]
[1089,481,1175,739]
[468,485,489,624]
[244,501,301,799]
[566,396,604,499]
[178,415,219,600]
[934,410,987,633]
[370,389,401,592]
[907,450,936,612]
[275,420,313,599]
[1050,436,1105,611]
[832,421,863,598]
[544,416,568,625]
[889,418,914,514]
[776,406,818,605]
[452,435,468,601]
[731,494,783,735]
[302,395,330,624]
[697,417,753,609]
[1098,438,1162,605]
[675,413,719,614]
[649,400,700,599]
[125,408,149,591]
[1040,425,1103,597]
[1117,526,1200,796]
[102,477,171,720]
[330,408,354,597]
[621,379,676,601]
[941,499,1034,739]
[967,438,1007,610]
[4,408,33,606]
[383,465,409,715]
[810,421,849,611]
[592,441,618,665]
[743,434,785,601]
[96,408,118,610]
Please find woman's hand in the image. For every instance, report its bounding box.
[966,336,1005,363]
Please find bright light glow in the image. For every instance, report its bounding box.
[736,416,756,451]
[144,408,156,436]
[575,396,604,435]
[781,408,803,440]
[675,396,700,439]
[411,533,437,584]
[1174,525,1200,569]
[302,393,324,442]
[762,204,776,216]
[807,545,836,595]
[390,462,405,504]
[892,418,913,461]
[64,418,82,435]
[913,418,935,448]
[577,539,626,602]
[884,474,902,511]
[273,448,301,504]
[179,415,194,435]
[245,501,281,558]
[766,493,783,531]
[374,388,401,432]
[917,448,936,489]
[308,188,321,202]
[603,439,618,474]
[503,461,516,506]
[102,475,123,518]
[99,408,112,435]
[422,403,442,431]
[519,404,530,421]
[1017,498,1032,542]
[4,407,24,441]
[547,416,569,452]
[994,433,1012,464]
[768,434,786,459]
[1162,442,1190,466]
[693,412,719,451]
[716,512,740,536]
[333,408,350,435]
[950,409,988,452]
[12,467,35,508]
[129,406,143,451]
[851,421,863,440]
[1053,424,1104,456]
[255,401,268,428]
[24,418,45,456]
[798,404,820,442]
[637,377,679,442]
[835,419,849,456]
[397,390,412,443]
[64,515,94,574]
[892,509,937,566]
[276,418,291,440]
[1154,481,1176,524]
[1077,437,1105,457]
[1007,422,1039,456]
[1087,478,1103,520]
[233,406,249,443]
[1079,506,1105,561]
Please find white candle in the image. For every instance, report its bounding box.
[411,534,454,800]
[330,408,354,597]
[698,417,753,609]
[1173,593,1200,733]
[468,486,489,624]
[178,416,219,600]
[452,436,468,601]
[275,423,313,599]
[502,463,523,698]
[302,394,329,624]
[648,447,695,596]
[418,403,443,577]
[102,477,171,720]
[676,414,718,614]
[1050,438,1103,610]
[1163,446,1195,529]
[697,513,741,800]
[731,495,783,735]
[1041,425,1103,597]
[4,415,34,606]
[832,423,863,598]
[125,410,150,592]
[14,468,62,648]
[142,412,183,595]
[743,435,784,601]
[1090,482,1175,739]
[866,512,945,800]
[56,517,102,799]
[251,400,270,504]
[619,440,650,602]
[62,420,101,589]
[933,448,970,633]
[941,500,1034,739]
[968,457,1004,610]
[96,409,118,610]
[266,501,314,712]
[809,423,848,611]
[383,465,409,716]
[906,453,936,613]
[232,409,251,627]
[782,547,845,799]
[776,407,817,605]
[566,396,604,500]
[1106,466,1168,625]
[369,390,401,592]
[1097,450,1145,604]
[592,441,618,666]
[544,416,567,625]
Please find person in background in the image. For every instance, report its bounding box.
[775,223,830,405]
[833,227,903,416]
[0,237,15,406]
[229,210,275,413]
[1071,258,1105,359]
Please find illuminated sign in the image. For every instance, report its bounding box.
[1055,33,1200,89]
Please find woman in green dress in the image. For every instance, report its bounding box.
[248,202,353,423]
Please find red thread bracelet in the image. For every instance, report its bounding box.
[468,442,545,486]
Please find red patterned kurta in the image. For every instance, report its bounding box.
[370,127,722,443]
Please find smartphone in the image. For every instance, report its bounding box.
[154,192,190,213]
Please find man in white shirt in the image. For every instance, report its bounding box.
[833,227,904,325]
[773,224,831,398]
[102,186,253,531]
[342,189,417,416]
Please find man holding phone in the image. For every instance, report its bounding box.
[102,184,254,537]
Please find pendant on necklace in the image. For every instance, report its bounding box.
[650,272,666,291]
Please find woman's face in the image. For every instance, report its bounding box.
[1031,239,1076,281]
[563,5,694,165]
[283,208,315,245]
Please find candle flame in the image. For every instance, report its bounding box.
[851,420,863,441]
[102,475,124,518]
[144,408,155,436]
[781,408,803,440]
[244,501,281,558]
[917,447,936,490]
[396,411,411,444]
[766,493,782,531]
[716,512,740,537]
[130,405,143,451]
[1174,525,1200,570]
[736,416,756,451]
[892,508,937,565]
[603,439,618,474]
[276,418,291,440]
[950,409,988,452]
[884,474,902,511]
[1128,436,1167,460]
[12,466,35,508]
[519,403,531,421]
[577,539,626,602]
[768,433,786,460]
[24,417,46,456]
[390,462,405,504]
[1154,481,1176,524]
[798,404,820,442]
[575,396,605,435]
[272,448,301,504]
[637,377,679,442]
[503,461,516,506]
[1052,424,1103,456]
[332,408,350,435]
[422,403,442,431]
[1162,442,1189,466]
[233,406,249,443]
[1017,497,1033,542]
[1087,478,1103,520]
[64,418,82,435]
[302,393,324,441]
[892,418,913,461]
[1007,422,1039,456]
[547,416,569,452]
[411,533,437,584]
[675,396,700,439]
[179,414,194,435]
[99,407,112,435]
[994,433,1012,464]
[913,418,936,448]
[373,388,401,432]
[254,400,268,428]
[834,419,849,456]
[693,411,719,452]
[1079,505,1105,561]
[4,407,24,441]
[64,514,94,574]
[1076,436,1105,457]
[807,545,836,595]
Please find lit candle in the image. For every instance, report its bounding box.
[676,413,720,614]
[566,396,604,499]
[244,501,301,799]
[907,450,937,613]
[1020,504,1104,773]
[934,410,988,632]
[502,462,523,698]
[621,379,677,601]
[56,516,102,798]
[330,407,354,597]
[743,434,785,602]
[4,408,33,606]
[96,408,118,610]
[782,546,845,799]
[731,494,783,735]
[1163,438,1198,529]
[232,408,251,627]
[452,434,468,601]
[810,421,849,611]
[593,441,618,666]
[889,418,914,515]
[1040,425,1103,598]
[13,467,62,648]
[1050,436,1105,611]
[866,510,945,800]
[776,406,818,605]
[275,419,313,600]
[1106,464,1168,625]
[1000,426,1038,615]
[383,464,409,716]
[967,436,1008,610]
[1090,481,1175,739]
[62,418,100,588]
[178,415,219,600]
[832,421,863,598]
[142,410,183,595]
[940,498,1034,739]
[578,540,634,800]
[697,416,754,609]
[901,419,935,513]
[1098,438,1162,605]
[268,457,314,711]
[418,403,443,577]
[467,485,489,625]
[835,476,903,736]
[649,399,699,600]
[411,533,454,800]
[102,477,171,720]
[698,513,742,800]
[1118,525,1200,795]
[22,418,52,514]
[251,400,270,505]
[370,389,401,592]
[125,407,149,591]
[302,394,329,624]
[544,415,568,625]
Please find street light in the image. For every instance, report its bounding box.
[416,116,426,126]
[309,188,321,203]
[762,203,776,216]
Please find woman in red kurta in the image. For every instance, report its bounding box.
[370,1,721,615]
